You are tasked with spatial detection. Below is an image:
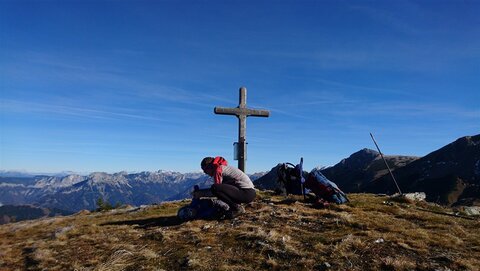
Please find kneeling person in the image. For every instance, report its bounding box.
[198,156,256,218]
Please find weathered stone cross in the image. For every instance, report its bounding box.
[214,87,270,172]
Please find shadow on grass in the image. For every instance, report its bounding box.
[276,194,317,205]
[102,216,183,229]
[276,198,301,205]
[23,247,40,271]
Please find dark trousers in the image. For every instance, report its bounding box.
[211,183,256,209]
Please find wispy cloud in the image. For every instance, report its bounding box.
[329,101,480,120]
[249,42,480,73]
[1,99,172,122]
[254,89,479,123]
[312,78,413,97]
[349,4,424,36]
[244,90,358,120]
[0,50,230,108]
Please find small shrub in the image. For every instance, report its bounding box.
[96,197,121,212]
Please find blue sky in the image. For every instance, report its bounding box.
[1,0,479,174]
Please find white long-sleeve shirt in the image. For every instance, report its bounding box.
[219,165,255,189]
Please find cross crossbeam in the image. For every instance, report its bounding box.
[214,107,270,117]
[214,87,270,172]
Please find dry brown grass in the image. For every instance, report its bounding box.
[1,193,479,271]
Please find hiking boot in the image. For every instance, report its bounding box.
[225,204,245,219]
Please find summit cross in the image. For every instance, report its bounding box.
[214,87,270,172]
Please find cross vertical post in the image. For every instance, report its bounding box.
[238,87,247,172]
[214,87,270,172]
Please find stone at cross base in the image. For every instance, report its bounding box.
[214,87,270,172]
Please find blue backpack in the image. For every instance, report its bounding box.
[306,168,349,204]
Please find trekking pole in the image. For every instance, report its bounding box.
[299,157,306,201]
[369,133,402,195]
[302,184,306,201]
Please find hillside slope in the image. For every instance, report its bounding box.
[365,135,480,206]
[321,148,418,192]
[0,205,72,224]
[1,192,479,271]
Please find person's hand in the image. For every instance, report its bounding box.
[191,191,200,199]
[191,188,213,198]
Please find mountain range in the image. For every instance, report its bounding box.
[319,148,418,193]
[1,134,479,223]
[254,134,479,206]
[0,171,211,215]
[362,134,480,206]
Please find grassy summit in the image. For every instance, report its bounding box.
[1,192,479,271]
